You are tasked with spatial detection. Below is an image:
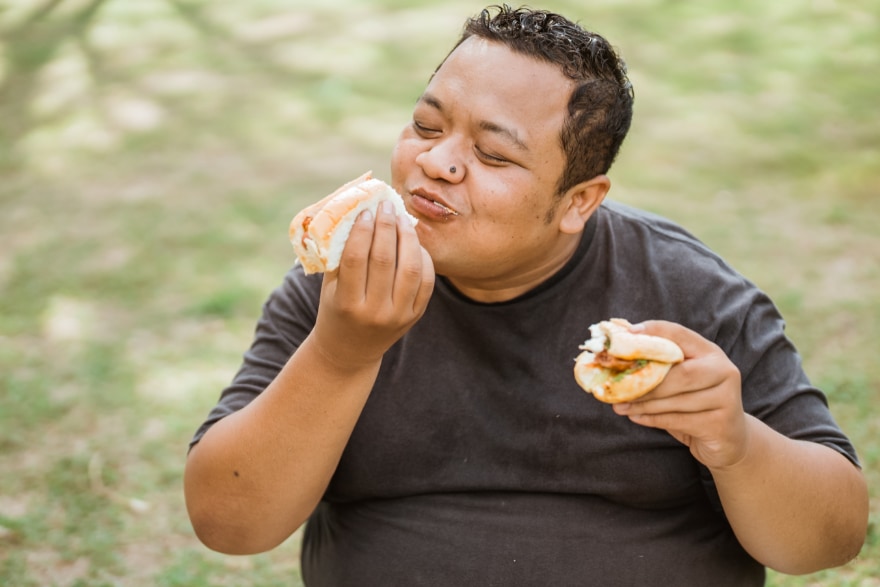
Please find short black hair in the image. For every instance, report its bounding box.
[448,5,634,196]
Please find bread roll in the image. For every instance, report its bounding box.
[573,318,683,404]
[289,172,417,274]
[574,353,674,403]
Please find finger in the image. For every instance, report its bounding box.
[364,200,399,302]
[614,387,716,416]
[392,213,427,307]
[624,357,711,402]
[624,410,710,434]
[335,209,374,303]
[415,247,436,313]
[628,320,718,360]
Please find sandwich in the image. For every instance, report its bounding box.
[289,171,417,274]
[573,318,684,404]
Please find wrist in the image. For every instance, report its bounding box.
[304,330,384,375]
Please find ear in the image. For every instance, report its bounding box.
[557,174,611,234]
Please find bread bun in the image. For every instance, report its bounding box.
[606,330,684,363]
[574,353,673,403]
[573,318,683,404]
[289,172,417,274]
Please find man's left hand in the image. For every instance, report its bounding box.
[612,320,750,470]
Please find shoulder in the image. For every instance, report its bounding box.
[592,199,750,291]
[279,261,324,305]
[256,262,324,343]
[598,200,721,260]
[587,200,782,353]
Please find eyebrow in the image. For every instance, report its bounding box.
[418,92,531,153]
[478,120,529,153]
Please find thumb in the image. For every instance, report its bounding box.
[627,319,711,360]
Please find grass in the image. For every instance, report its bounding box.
[1,0,878,584]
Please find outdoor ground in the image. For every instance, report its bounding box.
[1,0,878,585]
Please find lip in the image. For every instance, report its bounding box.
[408,187,460,221]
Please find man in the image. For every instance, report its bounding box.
[184,5,867,585]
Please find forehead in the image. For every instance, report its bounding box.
[423,37,573,144]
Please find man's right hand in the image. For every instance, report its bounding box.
[312,200,435,370]
[185,202,434,555]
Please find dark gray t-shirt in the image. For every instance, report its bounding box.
[191,200,859,586]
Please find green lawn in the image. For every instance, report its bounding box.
[1,1,877,585]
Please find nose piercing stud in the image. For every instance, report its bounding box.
[449,166,457,174]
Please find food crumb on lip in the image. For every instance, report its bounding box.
[436,201,459,216]
[429,196,459,216]
[411,191,460,217]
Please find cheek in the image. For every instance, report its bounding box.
[476,182,548,225]
[390,133,418,178]
[389,143,405,180]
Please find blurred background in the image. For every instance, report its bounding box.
[1,0,877,585]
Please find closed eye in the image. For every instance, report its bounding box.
[413,120,441,136]
[476,146,508,165]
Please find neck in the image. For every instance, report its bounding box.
[445,233,581,303]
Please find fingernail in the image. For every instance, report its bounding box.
[382,200,393,215]
[359,209,373,223]
[628,323,645,333]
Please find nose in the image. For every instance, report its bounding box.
[415,137,465,183]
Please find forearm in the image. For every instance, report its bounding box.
[184,333,380,554]
[711,415,868,574]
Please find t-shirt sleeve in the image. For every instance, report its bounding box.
[188,264,322,450]
[623,206,860,468]
[697,287,861,512]
[602,204,862,512]
[726,288,860,467]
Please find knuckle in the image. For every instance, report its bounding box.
[398,260,423,280]
[723,360,741,382]
[339,254,364,270]
[340,245,369,267]
[370,251,396,268]
[335,299,361,318]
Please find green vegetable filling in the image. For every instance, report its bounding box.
[611,359,648,382]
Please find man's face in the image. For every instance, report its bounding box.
[391,37,577,296]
